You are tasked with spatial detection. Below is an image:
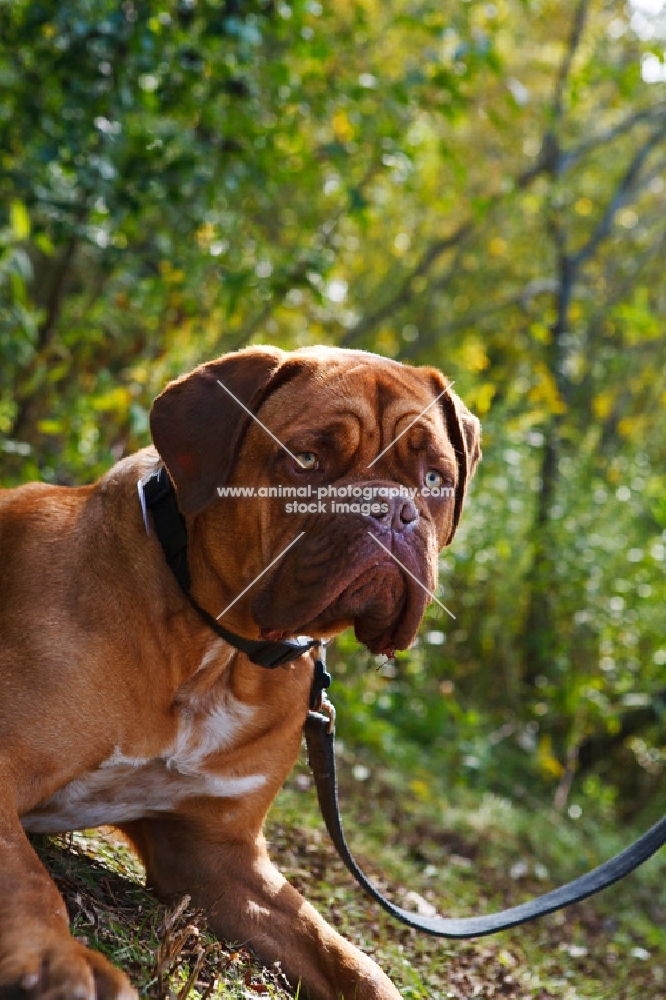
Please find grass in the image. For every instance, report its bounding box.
[31,740,666,1000]
[32,832,293,999]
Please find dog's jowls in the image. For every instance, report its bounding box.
[0,346,480,1000]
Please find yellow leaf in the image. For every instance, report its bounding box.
[196,223,215,249]
[37,419,62,435]
[468,382,496,416]
[332,110,354,142]
[528,364,566,414]
[496,538,511,559]
[460,338,489,373]
[575,197,593,216]
[10,200,30,240]
[92,387,132,413]
[618,415,645,440]
[488,237,507,257]
[529,322,551,345]
[537,735,564,779]
[131,364,150,385]
[409,778,431,803]
[593,392,613,419]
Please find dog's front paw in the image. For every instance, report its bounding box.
[0,932,136,1000]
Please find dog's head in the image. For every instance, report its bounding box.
[150,346,480,656]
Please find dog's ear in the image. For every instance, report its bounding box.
[150,346,300,515]
[426,369,481,544]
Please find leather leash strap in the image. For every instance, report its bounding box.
[304,710,666,938]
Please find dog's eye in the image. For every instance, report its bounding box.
[295,452,319,471]
[424,469,443,489]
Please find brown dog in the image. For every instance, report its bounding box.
[0,346,480,1000]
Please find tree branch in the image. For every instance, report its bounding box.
[396,291,523,361]
[559,103,666,175]
[37,234,78,352]
[552,0,590,124]
[572,123,666,268]
[339,0,594,352]
[9,234,79,443]
[339,219,473,348]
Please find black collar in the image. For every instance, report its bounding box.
[139,466,317,668]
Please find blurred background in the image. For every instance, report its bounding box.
[1,0,665,828]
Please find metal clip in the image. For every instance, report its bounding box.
[310,640,335,731]
[319,690,336,734]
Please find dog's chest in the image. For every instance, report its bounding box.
[21,669,266,834]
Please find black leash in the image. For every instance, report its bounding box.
[304,686,666,937]
[139,465,666,936]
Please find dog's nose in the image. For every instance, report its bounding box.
[397,498,418,527]
[370,497,419,532]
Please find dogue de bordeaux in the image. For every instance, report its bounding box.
[0,346,480,1000]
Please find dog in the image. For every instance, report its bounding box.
[0,345,480,1000]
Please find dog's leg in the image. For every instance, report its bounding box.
[124,816,402,1000]
[0,789,136,1000]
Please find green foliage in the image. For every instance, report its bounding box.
[2,0,666,818]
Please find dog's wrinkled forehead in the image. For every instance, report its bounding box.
[254,352,444,436]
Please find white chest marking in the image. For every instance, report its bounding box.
[167,689,256,775]
[21,676,266,834]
